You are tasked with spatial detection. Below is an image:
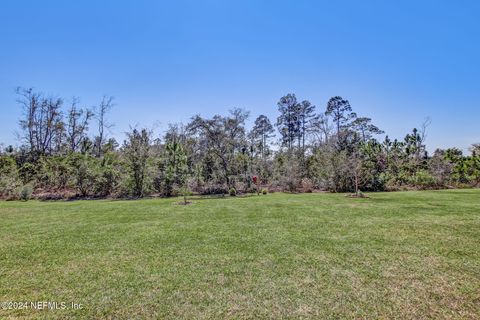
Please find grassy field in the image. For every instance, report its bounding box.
[0,190,479,319]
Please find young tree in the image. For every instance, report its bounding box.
[164,141,189,203]
[349,148,364,195]
[123,128,151,197]
[164,141,188,196]
[429,149,453,186]
[404,128,427,163]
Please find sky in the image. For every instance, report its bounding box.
[1,0,479,152]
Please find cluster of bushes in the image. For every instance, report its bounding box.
[0,152,122,200]
[0,149,274,200]
[3,142,478,201]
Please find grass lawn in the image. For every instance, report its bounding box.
[0,190,479,319]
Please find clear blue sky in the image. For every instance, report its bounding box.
[1,0,479,152]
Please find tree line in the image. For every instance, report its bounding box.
[1,87,479,200]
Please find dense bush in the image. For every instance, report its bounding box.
[300,178,314,193]
[0,156,21,199]
[94,153,123,197]
[18,162,37,184]
[409,170,437,189]
[275,154,302,192]
[36,156,71,191]
[201,183,228,195]
[19,184,33,201]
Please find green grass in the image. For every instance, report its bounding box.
[1,190,479,319]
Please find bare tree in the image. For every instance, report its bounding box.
[349,149,364,195]
[16,87,64,156]
[95,96,114,156]
[16,88,40,152]
[310,113,332,145]
[419,117,431,146]
[297,100,316,155]
[66,97,94,152]
[470,143,480,157]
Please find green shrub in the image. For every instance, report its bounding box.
[19,184,33,201]
[0,155,17,175]
[67,153,99,197]
[0,156,22,199]
[262,188,268,195]
[94,153,122,197]
[0,175,22,199]
[229,187,236,196]
[410,170,437,189]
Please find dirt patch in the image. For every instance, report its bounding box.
[176,201,193,205]
[346,193,369,198]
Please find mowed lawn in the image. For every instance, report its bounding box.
[0,190,479,319]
